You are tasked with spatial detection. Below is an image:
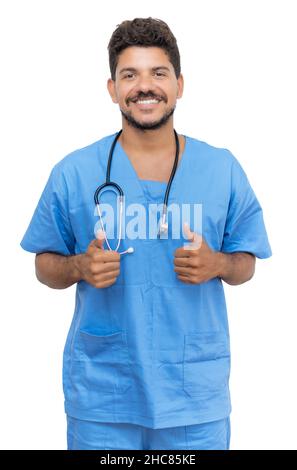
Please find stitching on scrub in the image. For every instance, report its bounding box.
[65,408,231,427]
[226,416,231,450]
[141,425,146,450]
[67,416,74,449]
[102,425,109,450]
[71,417,79,450]
[114,282,149,286]
[68,409,224,420]
[75,331,132,394]
[150,282,201,288]
[184,426,190,450]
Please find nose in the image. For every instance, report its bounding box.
[136,73,155,92]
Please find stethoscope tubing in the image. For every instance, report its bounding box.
[94,129,180,252]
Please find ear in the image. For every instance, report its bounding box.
[107,78,118,103]
[176,73,184,100]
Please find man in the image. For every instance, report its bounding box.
[21,17,272,450]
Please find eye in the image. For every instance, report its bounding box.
[123,73,135,79]
[155,72,166,77]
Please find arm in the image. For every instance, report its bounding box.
[35,252,82,289]
[216,251,256,286]
[35,237,120,290]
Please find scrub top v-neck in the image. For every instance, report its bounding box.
[116,134,189,205]
[20,132,272,429]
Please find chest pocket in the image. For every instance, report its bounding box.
[183,332,230,397]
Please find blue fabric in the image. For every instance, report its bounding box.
[67,415,231,450]
[21,133,272,429]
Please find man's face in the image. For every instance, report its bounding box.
[107,46,184,130]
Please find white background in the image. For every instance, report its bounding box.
[0,0,296,450]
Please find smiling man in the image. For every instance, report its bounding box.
[20,18,272,450]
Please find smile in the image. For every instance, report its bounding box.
[132,99,162,109]
[136,99,160,104]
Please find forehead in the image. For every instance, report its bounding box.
[116,46,173,73]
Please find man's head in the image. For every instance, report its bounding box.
[107,18,184,131]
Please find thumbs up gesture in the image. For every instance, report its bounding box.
[174,223,222,284]
[75,229,121,288]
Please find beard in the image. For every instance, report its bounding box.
[120,105,176,131]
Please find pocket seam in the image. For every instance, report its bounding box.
[77,330,132,394]
[183,333,230,397]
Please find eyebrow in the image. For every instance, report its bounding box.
[119,66,170,75]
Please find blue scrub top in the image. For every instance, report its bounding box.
[20,133,272,428]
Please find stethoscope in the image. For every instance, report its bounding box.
[94,129,180,255]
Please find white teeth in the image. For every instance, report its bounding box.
[136,99,159,104]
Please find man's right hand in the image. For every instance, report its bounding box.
[75,232,121,288]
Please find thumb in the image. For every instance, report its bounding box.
[91,229,106,250]
[183,222,202,250]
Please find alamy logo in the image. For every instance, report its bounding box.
[94,200,203,241]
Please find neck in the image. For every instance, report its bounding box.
[119,119,176,155]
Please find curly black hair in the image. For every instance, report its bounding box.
[108,17,181,80]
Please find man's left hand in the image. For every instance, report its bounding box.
[174,223,222,284]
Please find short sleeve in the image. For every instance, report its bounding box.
[222,158,272,258]
[20,164,75,255]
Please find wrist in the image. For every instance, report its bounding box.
[215,252,228,279]
[70,254,84,283]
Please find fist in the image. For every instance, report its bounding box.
[174,223,221,284]
[77,230,121,288]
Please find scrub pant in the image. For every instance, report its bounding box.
[66,415,231,450]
